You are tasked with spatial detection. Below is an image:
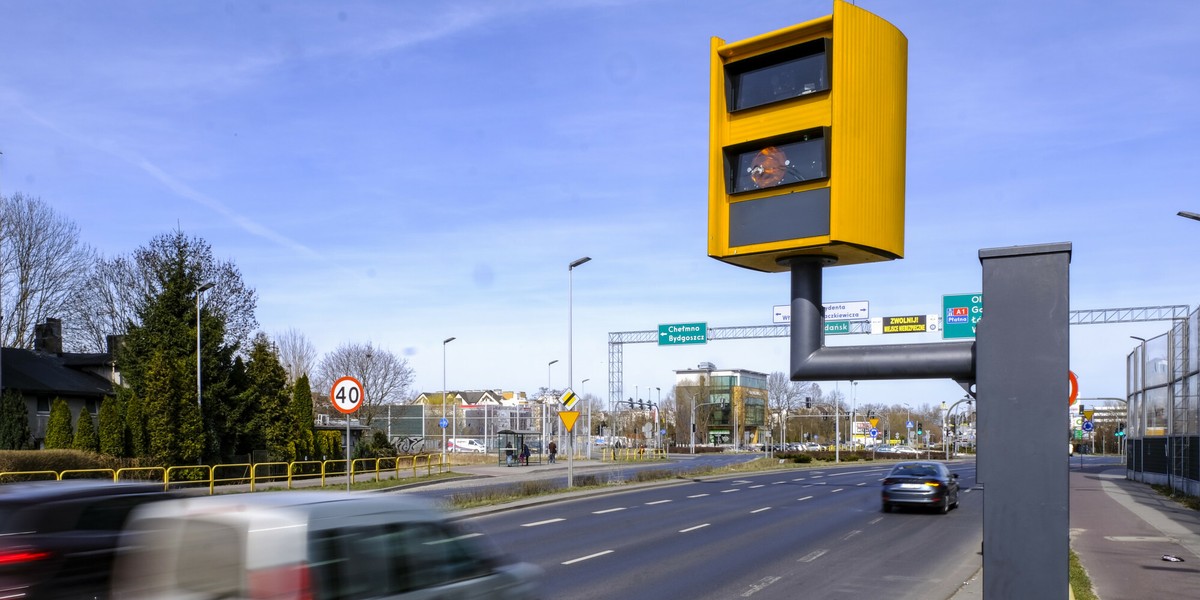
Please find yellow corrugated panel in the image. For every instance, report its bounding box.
[708,0,907,272]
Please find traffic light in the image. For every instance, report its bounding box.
[805,396,812,409]
[917,422,923,435]
[708,0,908,272]
[1079,404,1085,415]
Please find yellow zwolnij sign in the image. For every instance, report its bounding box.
[882,315,926,334]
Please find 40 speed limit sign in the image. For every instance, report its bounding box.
[330,376,364,414]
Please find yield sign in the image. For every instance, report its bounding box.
[869,418,879,429]
[559,411,580,432]
[1083,410,1095,421]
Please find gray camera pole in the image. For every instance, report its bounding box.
[787,242,1071,599]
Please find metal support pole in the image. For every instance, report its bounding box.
[977,242,1072,599]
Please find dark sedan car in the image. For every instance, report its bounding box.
[0,479,175,599]
[880,461,959,514]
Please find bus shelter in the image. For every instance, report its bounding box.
[496,429,541,467]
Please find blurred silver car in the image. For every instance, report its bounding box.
[881,461,960,514]
[111,492,540,599]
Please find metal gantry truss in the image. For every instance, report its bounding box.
[607,305,1189,411]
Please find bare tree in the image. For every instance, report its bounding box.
[70,231,258,353]
[0,193,96,349]
[274,328,317,383]
[315,342,414,426]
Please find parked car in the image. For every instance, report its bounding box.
[0,479,176,599]
[881,461,960,514]
[111,492,541,599]
[800,442,824,452]
[873,445,896,454]
[889,445,922,456]
[448,438,487,453]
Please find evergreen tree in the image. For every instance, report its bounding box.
[117,233,236,463]
[142,349,202,465]
[291,374,315,461]
[98,396,126,456]
[316,430,344,460]
[0,390,32,450]
[44,398,74,449]
[73,409,100,452]
[238,334,292,461]
[123,387,149,457]
[217,355,252,461]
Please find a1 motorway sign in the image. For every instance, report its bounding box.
[943,293,982,339]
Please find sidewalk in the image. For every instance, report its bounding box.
[950,459,1200,599]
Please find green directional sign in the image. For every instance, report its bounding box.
[658,322,707,346]
[825,320,851,335]
[943,293,983,339]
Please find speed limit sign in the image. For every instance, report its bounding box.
[330,376,364,414]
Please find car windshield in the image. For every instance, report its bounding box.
[893,464,940,478]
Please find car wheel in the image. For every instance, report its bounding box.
[939,498,950,514]
[881,502,891,513]
[951,492,959,509]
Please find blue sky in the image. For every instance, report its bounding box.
[1,0,1197,412]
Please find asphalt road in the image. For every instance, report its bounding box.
[460,459,982,600]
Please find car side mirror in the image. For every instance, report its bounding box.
[952,473,959,479]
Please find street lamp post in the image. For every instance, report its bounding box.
[196,282,215,462]
[442,337,455,467]
[850,381,858,449]
[568,256,590,488]
[582,378,591,458]
[546,359,558,448]
[195,282,215,409]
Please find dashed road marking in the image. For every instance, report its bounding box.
[562,550,613,565]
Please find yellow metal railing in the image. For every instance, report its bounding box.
[0,453,451,494]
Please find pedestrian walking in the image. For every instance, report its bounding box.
[548,440,557,464]
[521,442,531,466]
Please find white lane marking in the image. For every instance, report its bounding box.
[741,575,781,597]
[733,480,754,485]
[964,488,974,494]
[688,493,710,498]
[857,482,867,487]
[592,507,626,514]
[680,523,711,533]
[793,478,806,481]
[842,530,862,541]
[522,518,565,527]
[798,549,828,563]
[798,496,814,501]
[562,550,614,565]
[811,475,825,478]
[772,481,786,485]
[751,507,772,514]
[869,517,884,525]
[749,485,765,489]
[831,488,844,493]
[721,488,741,493]
[645,500,672,505]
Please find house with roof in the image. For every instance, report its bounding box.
[1,318,117,448]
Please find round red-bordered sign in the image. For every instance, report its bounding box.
[1068,371,1079,406]
[331,376,364,414]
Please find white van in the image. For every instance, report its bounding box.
[448,438,487,453]
[110,492,540,599]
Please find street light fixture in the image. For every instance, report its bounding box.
[1177,211,1200,222]
[442,336,456,466]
